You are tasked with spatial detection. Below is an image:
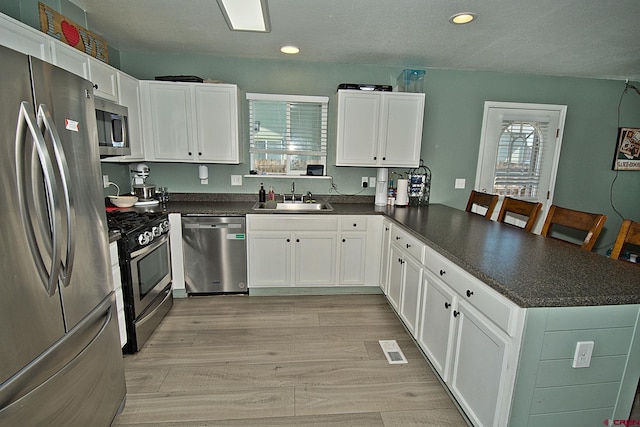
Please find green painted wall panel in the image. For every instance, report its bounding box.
[530,382,620,414]
[545,305,639,331]
[540,327,635,359]
[527,407,614,427]
[536,355,627,387]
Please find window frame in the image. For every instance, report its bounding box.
[246,92,329,176]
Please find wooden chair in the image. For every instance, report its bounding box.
[496,197,543,232]
[540,205,606,251]
[465,190,499,219]
[610,219,640,261]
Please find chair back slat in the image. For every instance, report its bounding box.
[541,205,607,251]
[610,219,640,261]
[466,191,499,219]
[497,197,543,232]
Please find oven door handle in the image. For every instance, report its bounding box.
[130,233,169,259]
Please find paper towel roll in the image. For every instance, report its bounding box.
[395,179,409,206]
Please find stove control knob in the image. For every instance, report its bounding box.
[138,231,153,246]
[163,220,170,232]
[152,226,161,237]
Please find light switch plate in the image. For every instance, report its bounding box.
[231,175,242,186]
[455,178,466,189]
[572,341,594,368]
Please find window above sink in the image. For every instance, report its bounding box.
[247,93,328,176]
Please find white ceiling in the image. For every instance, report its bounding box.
[71,0,640,81]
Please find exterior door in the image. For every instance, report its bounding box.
[475,102,567,233]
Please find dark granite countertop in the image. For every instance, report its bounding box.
[158,194,639,309]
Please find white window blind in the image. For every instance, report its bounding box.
[493,121,547,199]
[247,93,328,175]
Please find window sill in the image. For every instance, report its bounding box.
[243,174,332,179]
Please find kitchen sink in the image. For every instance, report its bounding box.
[252,201,333,212]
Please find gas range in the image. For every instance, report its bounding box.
[107,211,170,252]
[106,209,173,354]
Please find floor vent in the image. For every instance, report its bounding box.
[379,340,408,364]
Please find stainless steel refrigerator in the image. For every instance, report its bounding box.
[0,45,126,425]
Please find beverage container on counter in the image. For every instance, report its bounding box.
[267,186,276,201]
[258,183,266,202]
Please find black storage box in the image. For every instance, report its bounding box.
[337,83,392,91]
[155,75,204,83]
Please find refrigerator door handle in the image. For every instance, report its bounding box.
[15,101,62,297]
[37,104,75,288]
[0,295,114,410]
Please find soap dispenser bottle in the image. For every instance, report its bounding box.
[267,185,275,201]
[258,183,266,202]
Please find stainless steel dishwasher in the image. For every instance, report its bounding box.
[181,216,248,294]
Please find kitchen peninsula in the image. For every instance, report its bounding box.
[164,196,640,427]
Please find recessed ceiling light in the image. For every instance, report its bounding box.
[449,13,477,25]
[217,0,271,32]
[280,45,300,54]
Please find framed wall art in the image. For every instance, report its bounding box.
[612,127,640,171]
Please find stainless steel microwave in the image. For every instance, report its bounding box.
[95,98,131,157]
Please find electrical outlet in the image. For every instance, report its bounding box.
[369,177,376,187]
[572,341,594,368]
[231,175,242,186]
[455,178,466,189]
[362,177,368,188]
[102,175,109,188]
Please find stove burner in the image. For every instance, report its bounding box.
[107,211,165,235]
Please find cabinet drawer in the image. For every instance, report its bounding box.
[248,215,338,231]
[390,226,424,262]
[340,216,367,231]
[424,246,517,336]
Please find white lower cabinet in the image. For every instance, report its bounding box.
[247,215,338,288]
[109,242,127,348]
[418,270,456,380]
[449,299,511,427]
[386,221,524,427]
[247,215,380,289]
[379,219,392,294]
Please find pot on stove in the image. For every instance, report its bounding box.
[132,184,156,201]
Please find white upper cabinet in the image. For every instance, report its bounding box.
[0,13,50,61]
[141,80,241,163]
[88,57,118,102]
[50,40,89,79]
[336,90,425,167]
[101,72,145,162]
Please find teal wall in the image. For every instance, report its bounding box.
[117,52,640,253]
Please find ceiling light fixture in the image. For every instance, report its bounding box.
[449,13,477,25]
[280,45,300,54]
[217,0,271,32]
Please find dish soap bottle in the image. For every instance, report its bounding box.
[267,185,276,201]
[258,183,266,202]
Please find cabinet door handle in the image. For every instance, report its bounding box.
[286,238,290,242]
[444,302,451,309]
[93,83,98,89]
[395,236,401,240]
[385,227,389,231]
[188,152,192,156]
[198,152,202,156]
[342,239,346,243]
[296,238,300,243]
[373,156,377,160]
[453,310,460,318]
[466,290,474,297]
[353,223,357,227]
[382,157,386,161]
[406,243,411,248]
[439,269,446,276]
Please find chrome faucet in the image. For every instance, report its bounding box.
[291,181,296,201]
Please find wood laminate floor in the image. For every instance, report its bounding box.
[111,294,468,426]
